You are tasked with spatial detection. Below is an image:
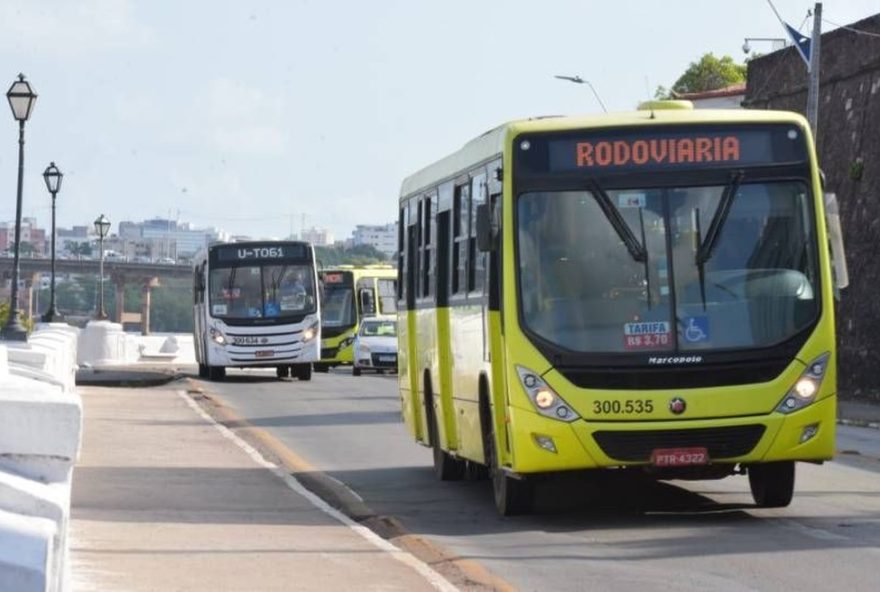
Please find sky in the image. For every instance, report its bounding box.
[1,0,878,242]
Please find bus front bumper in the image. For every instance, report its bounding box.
[506,395,836,474]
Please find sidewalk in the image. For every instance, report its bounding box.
[69,384,447,592]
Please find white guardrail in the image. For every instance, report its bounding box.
[0,323,80,592]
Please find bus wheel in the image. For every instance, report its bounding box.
[276,366,290,379]
[428,404,465,481]
[208,365,225,381]
[313,363,329,373]
[748,461,795,508]
[352,366,362,376]
[294,364,312,381]
[198,364,208,378]
[485,425,533,516]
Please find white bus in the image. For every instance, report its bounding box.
[193,240,321,381]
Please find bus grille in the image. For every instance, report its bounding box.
[592,425,766,462]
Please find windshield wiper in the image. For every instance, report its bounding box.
[589,180,647,262]
[696,171,744,265]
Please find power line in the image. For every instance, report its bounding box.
[823,18,880,39]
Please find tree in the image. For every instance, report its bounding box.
[67,242,92,259]
[656,53,747,99]
[314,244,388,267]
[18,241,36,257]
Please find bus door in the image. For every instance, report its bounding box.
[435,207,459,451]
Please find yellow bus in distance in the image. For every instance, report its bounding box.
[315,265,397,371]
[397,102,848,515]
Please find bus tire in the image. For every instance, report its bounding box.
[313,363,329,373]
[426,394,465,481]
[276,366,289,379]
[748,461,795,508]
[208,365,225,381]
[486,432,534,516]
[352,366,362,376]
[198,364,208,378]
[294,364,312,381]
[480,380,533,516]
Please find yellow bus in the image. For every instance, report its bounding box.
[315,265,397,371]
[397,102,848,515]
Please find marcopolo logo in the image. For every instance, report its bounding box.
[647,355,704,365]
[669,397,687,415]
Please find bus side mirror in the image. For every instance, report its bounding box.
[476,203,497,252]
[824,192,849,293]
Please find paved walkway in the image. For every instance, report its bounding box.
[70,385,449,592]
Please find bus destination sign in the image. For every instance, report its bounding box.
[214,244,307,262]
[518,126,807,175]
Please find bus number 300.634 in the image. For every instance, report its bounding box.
[592,399,654,414]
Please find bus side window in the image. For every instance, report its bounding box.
[397,206,406,303]
[469,172,487,293]
[452,183,470,295]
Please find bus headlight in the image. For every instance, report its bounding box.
[516,365,580,423]
[302,319,319,341]
[776,352,830,414]
[209,327,228,346]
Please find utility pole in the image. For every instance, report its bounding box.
[806,2,822,139]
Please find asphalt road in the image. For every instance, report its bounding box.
[197,368,880,592]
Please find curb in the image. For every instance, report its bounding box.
[75,371,186,388]
[838,418,880,430]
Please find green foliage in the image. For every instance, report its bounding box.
[850,158,864,181]
[0,301,35,333]
[37,275,193,332]
[314,244,389,268]
[150,284,194,333]
[656,53,747,99]
[66,243,92,258]
[19,241,36,257]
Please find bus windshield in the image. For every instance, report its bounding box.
[322,283,356,328]
[209,263,316,320]
[516,181,819,353]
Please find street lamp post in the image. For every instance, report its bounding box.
[41,162,63,322]
[94,214,111,320]
[554,74,608,113]
[3,74,37,341]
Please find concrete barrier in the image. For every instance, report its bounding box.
[0,325,81,592]
[77,321,195,366]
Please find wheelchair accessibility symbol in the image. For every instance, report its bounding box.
[683,316,710,343]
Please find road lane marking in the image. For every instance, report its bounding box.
[176,389,459,592]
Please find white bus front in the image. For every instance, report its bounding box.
[195,242,321,381]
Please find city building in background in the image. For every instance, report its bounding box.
[118,218,229,260]
[299,226,334,246]
[0,218,47,256]
[350,222,397,259]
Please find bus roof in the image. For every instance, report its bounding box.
[399,108,810,199]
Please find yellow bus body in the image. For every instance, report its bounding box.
[319,265,397,366]
[398,107,837,490]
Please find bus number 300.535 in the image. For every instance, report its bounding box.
[592,399,654,414]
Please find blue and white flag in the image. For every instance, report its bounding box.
[784,21,812,70]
